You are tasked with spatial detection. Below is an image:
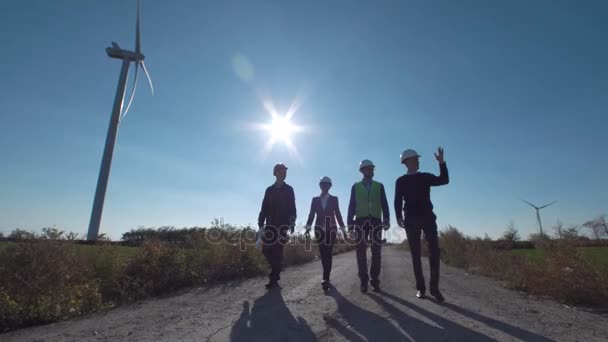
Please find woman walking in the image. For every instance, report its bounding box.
[305,176,346,291]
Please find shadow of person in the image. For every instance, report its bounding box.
[440,301,555,342]
[230,289,317,342]
[368,292,495,341]
[375,291,555,342]
[326,288,410,341]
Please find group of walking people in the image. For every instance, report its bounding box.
[257,147,449,301]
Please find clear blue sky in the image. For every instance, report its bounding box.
[1,0,606,240]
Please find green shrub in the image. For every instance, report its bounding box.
[439,225,469,268]
[0,241,102,332]
[119,240,189,302]
[0,227,356,332]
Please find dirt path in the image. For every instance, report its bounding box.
[2,246,607,342]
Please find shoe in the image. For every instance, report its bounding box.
[430,289,445,302]
[416,290,426,299]
[360,281,368,293]
[322,280,331,291]
[265,281,279,290]
[370,280,381,292]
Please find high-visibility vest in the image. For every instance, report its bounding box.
[355,181,382,219]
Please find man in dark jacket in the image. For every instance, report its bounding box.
[258,163,297,289]
[305,176,346,291]
[395,147,449,301]
[347,159,391,293]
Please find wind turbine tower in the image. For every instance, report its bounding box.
[87,0,154,241]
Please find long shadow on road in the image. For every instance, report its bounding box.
[440,301,555,342]
[374,291,555,342]
[230,289,317,342]
[327,287,493,341]
[325,288,407,341]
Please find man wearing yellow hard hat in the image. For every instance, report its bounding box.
[347,159,390,293]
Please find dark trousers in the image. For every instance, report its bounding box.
[314,228,337,281]
[404,216,440,292]
[354,218,383,283]
[261,225,288,282]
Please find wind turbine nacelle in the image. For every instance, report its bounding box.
[106,46,145,62]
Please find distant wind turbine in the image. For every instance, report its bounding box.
[521,199,557,236]
[87,0,154,241]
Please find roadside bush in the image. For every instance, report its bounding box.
[439,225,469,268]
[0,227,357,332]
[0,241,102,332]
[120,240,188,302]
[437,226,608,309]
[520,242,608,307]
[80,245,129,305]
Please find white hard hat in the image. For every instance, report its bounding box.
[319,176,332,184]
[400,149,421,163]
[359,159,375,170]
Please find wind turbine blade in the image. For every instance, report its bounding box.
[121,62,139,121]
[520,199,538,209]
[539,201,557,209]
[135,0,141,54]
[140,61,154,95]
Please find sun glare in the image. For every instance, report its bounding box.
[268,115,296,144]
[247,95,308,162]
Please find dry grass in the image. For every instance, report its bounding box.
[434,227,608,310]
[0,228,355,332]
[0,241,102,332]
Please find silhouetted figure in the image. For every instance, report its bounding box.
[230,290,317,341]
[395,147,449,301]
[257,163,297,289]
[347,159,390,293]
[305,176,346,291]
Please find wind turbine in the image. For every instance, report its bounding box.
[521,199,557,236]
[87,0,154,241]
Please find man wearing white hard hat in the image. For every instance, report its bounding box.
[305,176,346,291]
[258,162,297,289]
[347,159,391,293]
[395,147,449,302]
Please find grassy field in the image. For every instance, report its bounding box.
[71,243,139,262]
[513,246,608,272]
[0,241,138,261]
[0,241,15,251]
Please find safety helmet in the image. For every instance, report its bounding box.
[400,149,421,163]
[359,159,375,170]
[319,176,332,184]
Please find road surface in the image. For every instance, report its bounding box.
[2,246,607,342]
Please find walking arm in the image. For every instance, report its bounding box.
[305,198,315,234]
[394,179,405,228]
[288,187,297,233]
[380,184,390,229]
[347,184,356,230]
[335,197,346,229]
[257,188,269,229]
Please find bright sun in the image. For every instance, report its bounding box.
[248,97,307,161]
[268,115,296,144]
